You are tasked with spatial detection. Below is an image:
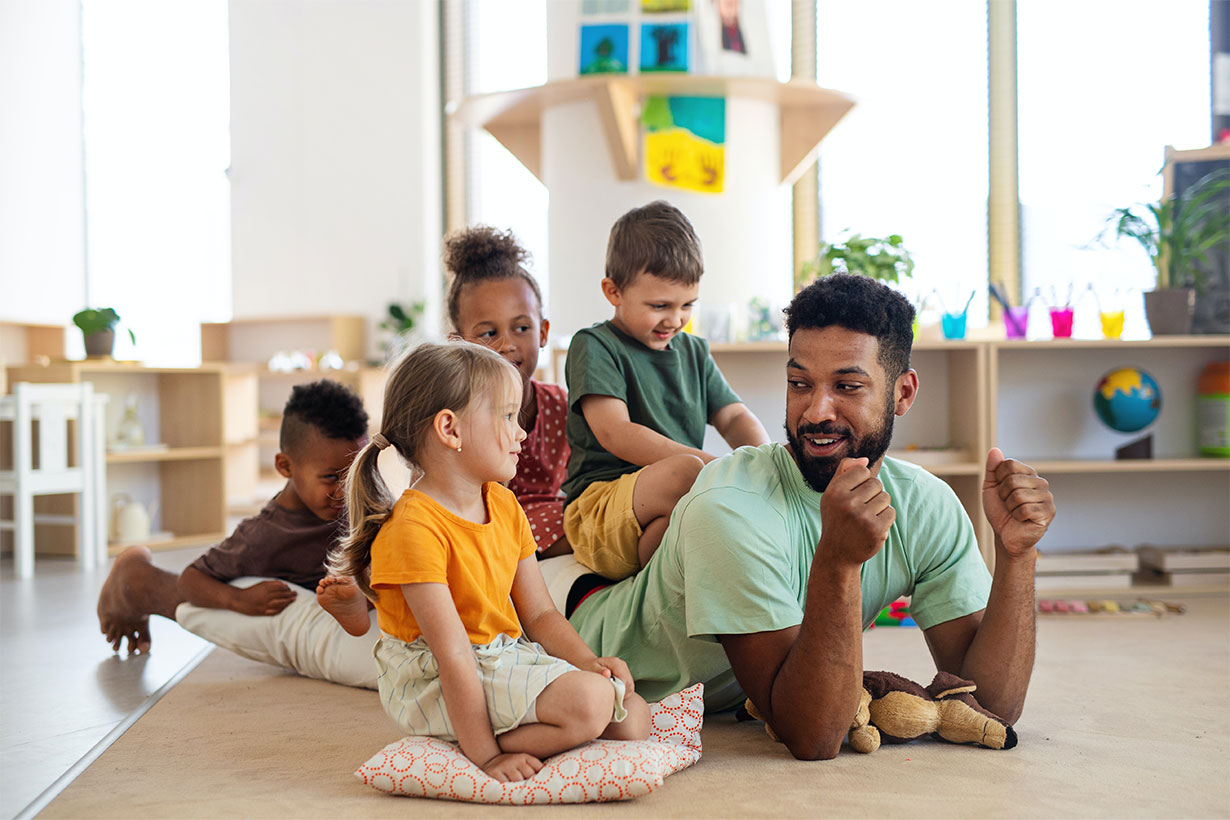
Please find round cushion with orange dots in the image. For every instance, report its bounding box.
[354,683,704,804]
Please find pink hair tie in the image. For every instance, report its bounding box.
[372,433,391,450]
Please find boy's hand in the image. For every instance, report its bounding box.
[585,656,636,694]
[234,580,297,616]
[481,752,543,782]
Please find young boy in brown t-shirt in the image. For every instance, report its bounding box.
[96,379,378,688]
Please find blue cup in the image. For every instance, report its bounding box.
[941,311,968,340]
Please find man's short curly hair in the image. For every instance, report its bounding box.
[785,274,916,379]
[280,379,369,455]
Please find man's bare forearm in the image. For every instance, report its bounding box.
[766,563,864,760]
[957,544,1036,723]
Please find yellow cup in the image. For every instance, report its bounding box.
[1100,310,1124,339]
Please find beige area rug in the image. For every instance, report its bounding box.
[41,595,1230,819]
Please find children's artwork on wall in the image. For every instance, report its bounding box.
[642,0,691,11]
[581,0,631,14]
[579,24,630,75]
[642,95,725,193]
[640,22,691,72]
[695,0,774,76]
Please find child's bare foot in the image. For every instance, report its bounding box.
[316,575,371,636]
[97,546,181,654]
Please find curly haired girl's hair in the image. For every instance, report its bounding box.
[325,340,517,599]
[443,225,545,331]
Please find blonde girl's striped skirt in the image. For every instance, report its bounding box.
[374,632,628,741]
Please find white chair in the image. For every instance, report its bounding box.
[0,382,108,578]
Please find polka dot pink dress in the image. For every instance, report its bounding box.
[508,380,570,552]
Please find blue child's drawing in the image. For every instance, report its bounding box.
[579,24,629,75]
[640,22,690,72]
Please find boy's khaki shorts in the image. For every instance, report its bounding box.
[563,470,643,580]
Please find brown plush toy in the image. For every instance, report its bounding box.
[743,670,1017,754]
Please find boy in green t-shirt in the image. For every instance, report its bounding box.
[562,200,770,580]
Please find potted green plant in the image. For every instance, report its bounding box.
[72,308,135,358]
[379,300,425,360]
[798,232,915,291]
[1099,168,1230,335]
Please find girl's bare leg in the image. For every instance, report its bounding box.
[496,671,619,759]
[600,691,650,740]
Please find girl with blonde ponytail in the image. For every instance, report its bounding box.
[322,340,647,783]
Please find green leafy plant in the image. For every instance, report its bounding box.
[1099,168,1230,292]
[72,308,135,343]
[379,301,425,336]
[801,233,916,286]
[379,300,425,360]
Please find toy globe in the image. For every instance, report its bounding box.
[1093,367,1162,433]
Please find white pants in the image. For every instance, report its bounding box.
[176,577,378,689]
[537,554,590,614]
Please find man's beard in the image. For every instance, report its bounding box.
[785,402,895,493]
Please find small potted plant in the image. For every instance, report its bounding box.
[1099,168,1230,335]
[798,232,915,291]
[72,308,135,358]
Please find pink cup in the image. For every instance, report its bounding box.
[1049,307,1074,338]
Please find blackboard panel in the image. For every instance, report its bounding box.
[1166,145,1230,333]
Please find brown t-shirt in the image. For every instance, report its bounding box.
[189,496,344,590]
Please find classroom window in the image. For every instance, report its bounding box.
[461,0,551,314]
[81,0,231,365]
[815,1,990,326]
[1017,0,1211,336]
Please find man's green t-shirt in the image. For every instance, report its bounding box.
[569,443,993,711]
[562,321,741,505]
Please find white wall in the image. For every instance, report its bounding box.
[0,0,87,323]
[228,0,443,355]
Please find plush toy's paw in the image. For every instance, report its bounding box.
[741,698,780,742]
[848,723,881,754]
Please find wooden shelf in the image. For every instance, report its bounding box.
[6,360,246,560]
[708,339,987,354]
[993,335,1230,350]
[449,75,856,185]
[106,446,226,464]
[1024,458,1230,474]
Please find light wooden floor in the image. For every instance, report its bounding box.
[0,546,212,820]
[5,545,1228,819]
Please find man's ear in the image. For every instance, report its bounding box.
[538,317,550,348]
[432,408,462,450]
[894,369,919,416]
[274,451,293,479]
[600,278,622,308]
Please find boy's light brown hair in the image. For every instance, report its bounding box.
[605,200,704,290]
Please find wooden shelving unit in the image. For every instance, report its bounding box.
[5,360,254,556]
[553,334,1230,569]
[201,317,388,513]
[450,75,856,185]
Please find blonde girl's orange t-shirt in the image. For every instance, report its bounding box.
[369,482,538,646]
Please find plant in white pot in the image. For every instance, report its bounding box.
[72,307,135,358]
[1099,168,1230,335]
